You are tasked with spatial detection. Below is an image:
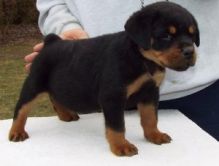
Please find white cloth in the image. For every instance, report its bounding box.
[36,0,219,100]
[0,111,219,166]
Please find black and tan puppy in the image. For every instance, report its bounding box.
[9,2,199,156]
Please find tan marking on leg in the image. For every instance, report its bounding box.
[138,103,172,145]
[50,96,79,122]
[152,70,165,86]
[126,73,150,98]
[9,98,37,142]
[106,128,138,156]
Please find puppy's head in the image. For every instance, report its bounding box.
[125,2,200,71]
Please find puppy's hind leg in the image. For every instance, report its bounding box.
[9,76,44,142]
[9,43,54,141]
[50,96,80,122]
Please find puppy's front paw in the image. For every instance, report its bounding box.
[110,141,138,157]
[145,131,172,145]
[9,130,29,142]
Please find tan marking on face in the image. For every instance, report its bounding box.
[152,70,165,86]
[126,73,151,98]
[169,26,177,34]
[158,46,182,66]
[106,128,138,156]
[140,46,182,69]
[189,26,195,34]
[137,103,172,144]
[140,48,163,66]
[50,96,79,122]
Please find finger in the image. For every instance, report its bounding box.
[62,33,88,40]
[24,52,38,63]
[73,31,89,39]
[33,43,44,52]
[78,32,89,39]
[61,29,89,40]
[60,34,76,40]
[25,63,32,73]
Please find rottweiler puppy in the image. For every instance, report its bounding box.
[9,2,199,156]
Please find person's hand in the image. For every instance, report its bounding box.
[24,28,89,72]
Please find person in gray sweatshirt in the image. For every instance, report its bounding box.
[25,0,219,140]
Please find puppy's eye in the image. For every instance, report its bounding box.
[161,34,172,41]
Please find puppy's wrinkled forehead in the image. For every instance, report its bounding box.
[156,8,196,33]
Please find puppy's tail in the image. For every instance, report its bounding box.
[44,33,62,46]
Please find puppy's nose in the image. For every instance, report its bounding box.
[182,46,194,60]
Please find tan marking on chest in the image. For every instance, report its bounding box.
[152,71,165,86]
[126,73,151,98]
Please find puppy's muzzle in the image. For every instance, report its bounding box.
[171,45,196,71]
[182,46,194,62]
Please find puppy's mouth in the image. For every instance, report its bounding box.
[168,59,195,71]
[165,49,197,71]
[173,64,190,71]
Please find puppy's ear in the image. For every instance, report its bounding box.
[195,26,200,47]
[193,18,200,47]
[125,11,155,50]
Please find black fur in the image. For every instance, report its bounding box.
[14,2,199,132]
[125,2,200,50]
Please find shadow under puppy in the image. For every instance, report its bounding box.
[9,2,199,156]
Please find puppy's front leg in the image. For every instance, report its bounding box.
[101,93,138,156]
[138,102,172,145]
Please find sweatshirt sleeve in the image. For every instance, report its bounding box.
[36,0,82,35]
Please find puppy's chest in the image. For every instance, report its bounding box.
[126,70,165,98]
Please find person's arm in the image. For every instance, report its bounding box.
[37,0,82,35]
